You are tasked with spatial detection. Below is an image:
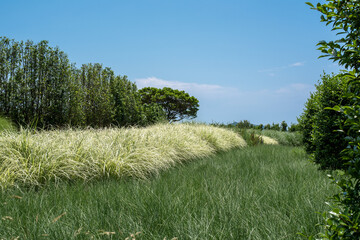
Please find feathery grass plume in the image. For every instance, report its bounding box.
[259,135,279,145]
[0,123,246,188]
[259,130,302,146]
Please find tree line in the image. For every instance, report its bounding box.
[217,120,300,132]
[0,37,199,128]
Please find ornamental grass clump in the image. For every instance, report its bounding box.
[0,123,246,188]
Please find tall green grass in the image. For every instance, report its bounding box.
[0,117,15,132]
[234,128,302,146]
[259,130,302,146]
[0,145,336,239]
[0,124,246,188]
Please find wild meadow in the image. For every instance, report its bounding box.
[0,119,336,239]
[0,144,336,239]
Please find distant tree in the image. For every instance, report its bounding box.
[257,124,264,130]
[0,36,167,128]
[288,123,300,132]
[280,121,288,131]
[270,123,280,131]
[264,124,271,130]
[237,120,253,129]
[138,87,199,122]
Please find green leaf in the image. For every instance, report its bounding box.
[305,2,314,8]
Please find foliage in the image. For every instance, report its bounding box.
[281,120,288,131]
[0,37,166,128]
[236,129,264,146]
[141,102,167,125]
[109,72,144,126]
[298,73,348,170]
[288,123,301,132]
[0,37,73,127]
[229,120,295,132]
[270,122,281,131]
[236,120,253,129]
[306,0,360,238]
[138,87,199,122]
[78,63,115,127]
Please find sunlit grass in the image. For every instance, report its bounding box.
[0,123,246,188]
[0,145,336,239]
[260,135,279,145]
[0,116,16,132]
[259,130,302,146]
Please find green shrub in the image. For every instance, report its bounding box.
[280,121,288,131]
[298,73,348,170]
[305,0,360,238]
[288,123,300,132]
[236,120,253,129]
[233,129,264,146]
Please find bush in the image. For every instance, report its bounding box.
[298,73,348,170]
[280,121,288,131]
[305,1,360,238]
[236,129,263,146]
[288,123,300,132]
[236,120,253,129]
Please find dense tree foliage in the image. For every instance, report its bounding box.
[298,73,348,170]
[306,0,360,238]
[280,121,287,132]
[138,87,199,122]
[0,38,74,127]
[288,123,300,132]
[0,37,166,128]
[236,120,253,129]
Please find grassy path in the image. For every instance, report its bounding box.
[0,145,335,239]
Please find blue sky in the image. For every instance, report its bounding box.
[1,0,340,124]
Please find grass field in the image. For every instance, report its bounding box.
[0,145,336,239]
[0,124,246,189]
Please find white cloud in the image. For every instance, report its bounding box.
[135,77,238,99]
[290,62,305,67]
[259,61,305,73]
